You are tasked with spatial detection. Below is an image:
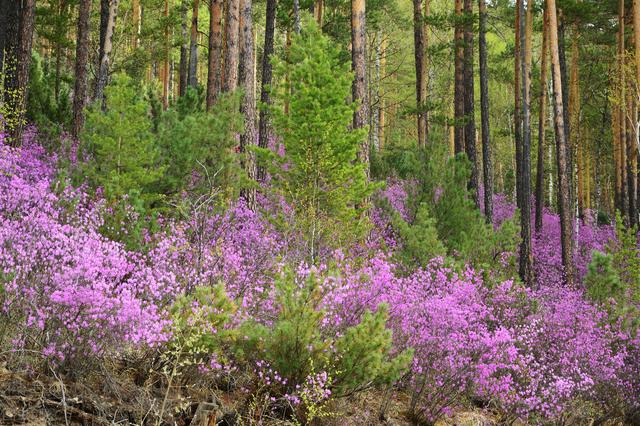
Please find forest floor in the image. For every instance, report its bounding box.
[0,363,635,426]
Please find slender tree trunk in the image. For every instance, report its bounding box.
[188,0,200,88]
[547,0,575,286]
[132,0,140,48]
[179,0,188,96]
[239,0,256,209]
[293,0,301,33]
[618,0,628,217]
[315,0,323,27]
[519,0,533,286]
[413,0,427,147]
[535,7,549,232]
[95,0,119,108]
[206,0,223,109]
[478,0,492,222]
[352,0,369,175]
[464,0,478,205]
[569,19,582,218]
[379,36,387,149]
[223,0,240,92]
[72,0,92,139]
[454,0,465,155]
[257,0,277,181]
[162,0,170,109]
[514,0,523,209]
[558,10,573,210]
[15,0,36,144]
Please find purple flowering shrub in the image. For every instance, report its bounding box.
[0,130,637,423]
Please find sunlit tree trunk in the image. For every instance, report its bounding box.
[207,0,223,108]
[162,0,170,109]
[72,0,92,139]
[352,0,369,175]
[223,0,240,92]
[95,0,119,109]
[547,0,575,286]
[479,0,492,222]
[315,0,323,27]
[569,19,582,218]
[179,0,188,96]
[535,7,549,232]
[514,0,523,209]
[188,0,200,88]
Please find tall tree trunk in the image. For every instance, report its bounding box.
[179,0,188,96]
[519,0,533,286]
[72,0,92,139]
[95,0,119,108]
[454,0,465,155]
[257,0,277,181]
[188,0,200,88]
[618,0,627,217]
[293,0,301,33]
[206,0,223,109]
[314,0,323,27]
[569,19,582,218]
[223,0,240,92]
[132,0,140,48]
[478,0,492,223]
[413,0,427,147]
[239,0,257,209]
[535,6,549,232]
[0,0,8,72]
[162,0,170,109]
[379,36,387,149]
[352,0,369,175]
[514,0,523,209]
[464,0,478,205]
[547,0,575,286]
[558,10,573,211]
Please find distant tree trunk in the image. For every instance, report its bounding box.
[464,0,478,205]
[188,0,200,88]
[315,0,323,27]
[72,0,92,139]
[547,0,575,286]
[519,0,533,286]
[206,0,223,108]
[132,0,140,48]
[95,0,119,108]
[257,0,277,180]
[293,0,301,33]
[162,0,170,109]
[239,0,257,209]
[223,0,240,92]
[535,7,549,232]
[454,0,465,155]
[179,0,188,96]
[514,0,523,209]
[413,0,427,147]
[478,0,492,223]
[352,0,369,175]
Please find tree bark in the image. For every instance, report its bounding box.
[519,0,533,286]
[413,0,427,147]
[132,0,140,49]
[206,0,224,109]
[223,0,240,92]
[257,0,277,180]
[464,0,478,206]
[239,0,257,209]
[72,0,92,139]
[95,0,119,109]
[478,0,492,223]
[547,0,575,286]
[314,0,323,27]
[179,0,188,96]
[352,0,369,175]
[454,0,465,155]
[535,6,549,232]
[188,0,200,88]
[162,0,170,109]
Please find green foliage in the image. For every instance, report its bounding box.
[0,61,25,141]
[261,18,377,259]
[235,268,411,400]
[391,202,446,270]
[26,53,72,138]
[168,284,238,359]
[155,88,245,201]
[83,73,164,204]
[586,212,640,336]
